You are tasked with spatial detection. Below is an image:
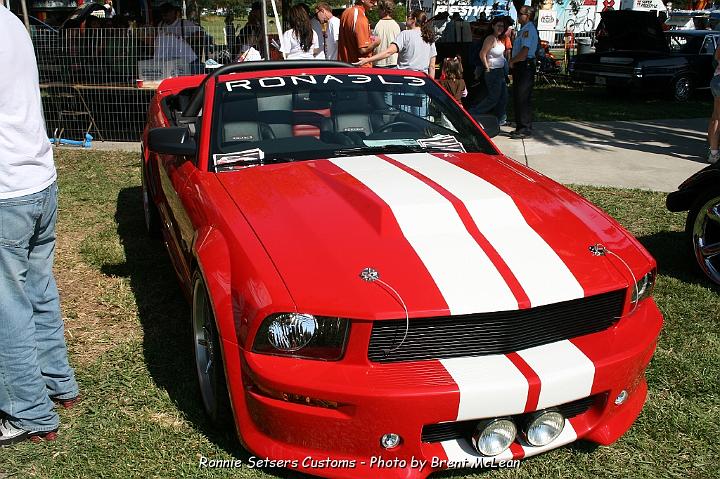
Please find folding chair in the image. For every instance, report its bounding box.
[46,84,104,142]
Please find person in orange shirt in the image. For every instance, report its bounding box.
[338,0,381,66]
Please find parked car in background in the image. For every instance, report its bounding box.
[570,10,719,101]
[142,61,663,478]
[666,163,720,285]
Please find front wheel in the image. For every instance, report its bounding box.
[685,191,720,285]
[192,272,233,428]
[671,74,693,102]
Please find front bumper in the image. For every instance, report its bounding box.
[230,299,662,479]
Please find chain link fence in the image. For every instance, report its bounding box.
[34,16,275,142]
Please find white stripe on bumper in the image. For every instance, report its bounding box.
[390,153,584,307]
[517,340,595,409]
[440,437,514,467]
[440,355,529,421]
[330,156,517,314]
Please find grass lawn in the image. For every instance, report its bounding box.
[1,150,719,478]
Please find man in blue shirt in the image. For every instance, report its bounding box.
[508,5,539,139]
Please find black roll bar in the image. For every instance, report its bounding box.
[183,61,354,118]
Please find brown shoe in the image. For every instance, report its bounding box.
[52,395,81,409]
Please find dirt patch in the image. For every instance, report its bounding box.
[55,222,141,367]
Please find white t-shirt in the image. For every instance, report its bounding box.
[373,18,401,67]
[281,28,320,59]
[310,16,340,60]
[154,18,201,63]
[0,6,55,199]
[393,29,437,74]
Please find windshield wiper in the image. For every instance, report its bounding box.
[332,145,430,157]
[214,153,296,172]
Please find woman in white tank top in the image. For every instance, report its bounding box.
[469,18,509,125]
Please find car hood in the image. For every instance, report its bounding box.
[596,10,668,53]
[217,153,651,319]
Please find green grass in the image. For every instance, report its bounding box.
[1,151,719,478]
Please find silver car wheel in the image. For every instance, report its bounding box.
[692,194,720,285]
[142,178,152,233]
[673,76,691,101]
[192,277,218,414]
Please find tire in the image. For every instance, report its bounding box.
[671,74,693,102]
[141,162,161,238]
[685,190,720,286]
[192,272,234,428]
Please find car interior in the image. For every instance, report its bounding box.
[156,66,497,169]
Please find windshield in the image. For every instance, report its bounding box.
[210,72,496,171]
[667,34,704,54]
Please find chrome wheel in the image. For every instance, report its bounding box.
[192,276,219,416]
[691,194,720,285]
[673,76,692,102]
[141,165,160,237]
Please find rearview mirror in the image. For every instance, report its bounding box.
[148,127,197,156]
[471,114,500,138]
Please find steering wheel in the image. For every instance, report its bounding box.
[375,121,422,133]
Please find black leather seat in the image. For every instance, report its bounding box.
[332,90,373,136]
[222,97,275,144]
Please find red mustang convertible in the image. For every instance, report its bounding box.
[142,61,662,478]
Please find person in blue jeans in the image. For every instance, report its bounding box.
[0,6,79,446]
[469,17,509,126]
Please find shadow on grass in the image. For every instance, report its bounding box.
[106,186,306,479]
[638,230,720,291]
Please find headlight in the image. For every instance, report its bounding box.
[472,418,516,456]
[631,269,655,304]
[253,313,349,360]
[524,410,565,446]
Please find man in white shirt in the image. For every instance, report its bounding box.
[154,2,205,73]
[0,5,79,446]
[311,2,340,60]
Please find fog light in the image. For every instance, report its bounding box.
[472,418,516,456]
[615,390,628,405]
[525,410,565,447]
[380,433,401,449]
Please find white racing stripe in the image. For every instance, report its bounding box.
[440,355,528,420]
[440,438,514,468]
[520,419,578,457]
[517,340,595,409]
[330,156,517,314]
[390,153,585,307]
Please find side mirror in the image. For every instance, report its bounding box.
[148,127,197,156]
[471,114,500,138]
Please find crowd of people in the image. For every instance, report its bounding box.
[267,0,536,138]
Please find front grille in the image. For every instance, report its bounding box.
[421,395,600,443]
[368,290,625,363]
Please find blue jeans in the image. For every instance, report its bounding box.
[470,67,508,122]
[0,182,78,432]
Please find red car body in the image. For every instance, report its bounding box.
[142,64,662,478]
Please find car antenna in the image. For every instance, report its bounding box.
[588,243,641,319]
[359,267,410,356]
